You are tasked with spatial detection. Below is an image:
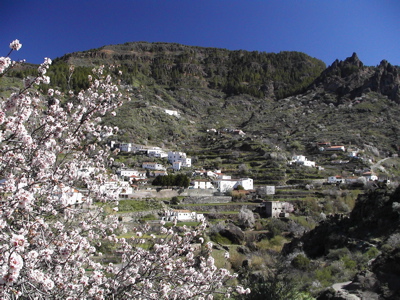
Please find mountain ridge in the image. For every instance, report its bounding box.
[8,42,400,159]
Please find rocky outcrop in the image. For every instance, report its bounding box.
[364,60,400,102]
[219,223,245,244]
[284,185,400,299]
[369,248,400,298]
[285,186,400,257]
[311,53,400,103]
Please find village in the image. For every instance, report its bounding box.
[6,138,387,224]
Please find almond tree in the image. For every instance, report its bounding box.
[0,40,249,299]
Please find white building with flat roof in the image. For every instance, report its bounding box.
[142,162,166,170]
[162,209,204,222]
[192,179,214,189]
[289,155,316,167]
[168,151,192,170]
[213,177,253,193]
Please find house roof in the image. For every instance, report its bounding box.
[362,172,375,176]
[329,145,345,148]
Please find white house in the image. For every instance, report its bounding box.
[119,143,150,153]
[119,143,133,152]
[118,181,134,199]
[238,178,253,190]
[142,162,165,170]
[168,151,192,170]
[162,209,204,222]
[192,179,214,189]
[164,109,180,117]
[99,180,134,199]
[265,201,293,218]
[53,185,84,206]
[148,149,168,158]
[213,179,237,192]
[215,172,231,180]
[193,170,219,178]
[131,144,147,153]
[289,155,316,167]
[348,151,359,158]
[362,172,378,181]
[324,145,346,152]
[172,161,183,171]
[117,169,146,178]
[168,151,186,162]
[327,176,346,184]
[213,177,253,193]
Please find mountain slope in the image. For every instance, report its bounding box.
[53,41,326,100]
[7,42,400,160]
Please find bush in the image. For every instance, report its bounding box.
[171,196,180,205]
[315,266,333,286]
[210,232,232,245]
[267,218,288,237]
[291,254,310,271]
[326,247,351,260]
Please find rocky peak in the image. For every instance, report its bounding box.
[309,52,400,103]
[345,52,363,68]
[365,59,400,102]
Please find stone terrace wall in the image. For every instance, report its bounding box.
[126,188,221,199]
[181,196,232,204]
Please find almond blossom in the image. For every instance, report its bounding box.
[0,40,246,299]
[9,40,22,51]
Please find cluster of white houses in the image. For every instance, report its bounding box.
[3,139,385,218]
[327,171,379,184]
[111,142,192,171]
[116,166,254,193]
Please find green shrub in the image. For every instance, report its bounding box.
[267,218,288,237]
[341,255,357,269]
[210,232,232,245]
[364,247,379,259]
[326,247,351,260]
[171,196,180,205]
[315,266,333,286]
[291,254,310,271]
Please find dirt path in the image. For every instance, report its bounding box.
[332,281,360,300]
[371,157,390,173]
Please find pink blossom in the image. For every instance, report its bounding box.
[0,40,246,299]
[9,39,22,51]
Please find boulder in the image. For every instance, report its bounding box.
[219,223,245,244]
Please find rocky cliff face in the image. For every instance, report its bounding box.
[283,185,400,299]
[311,53,400,103]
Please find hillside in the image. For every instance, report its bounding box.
[5,42,400,184]
[25,42,398,157]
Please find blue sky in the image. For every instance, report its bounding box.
[1,0,399,67]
